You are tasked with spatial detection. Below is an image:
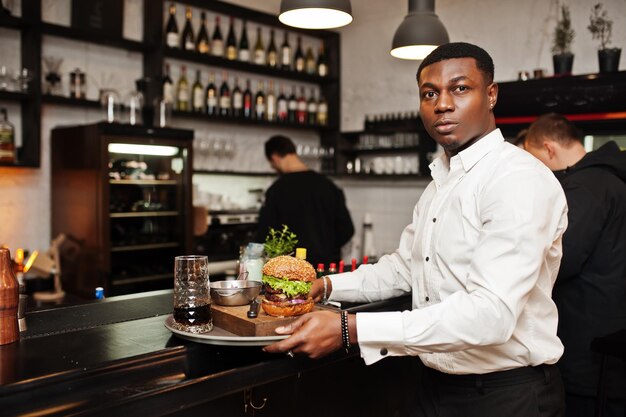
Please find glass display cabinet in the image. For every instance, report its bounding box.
[51,123,194,297]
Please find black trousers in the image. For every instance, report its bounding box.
[411,364,565,417]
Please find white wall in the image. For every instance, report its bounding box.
[1,0,625,257]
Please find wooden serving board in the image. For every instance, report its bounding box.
[211,300,322,337]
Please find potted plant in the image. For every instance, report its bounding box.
[588,3,621,72]
[552,4,575,75]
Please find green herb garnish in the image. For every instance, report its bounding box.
[263,224,298,259]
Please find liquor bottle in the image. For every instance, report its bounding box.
[295,248,307,260]
[316,263,325,279]
[205,72,218,115]
[351,258,357,272]
[254,81,266,120]
[211,16,224,57]
[230,77,242,117]
[238,20,250,62]
[266,29,278,68]
[253,27,265,65]
[226,16,237,60]
[266,80,276,122]
[338,260,345,273]
[277,84,288,122]
[180,7,195,51]
[164,3,179,48]
[296,87,307,124]
[328,263,337,274]
[0,108,16,163]
[317,42,328,77]
[317,94,328,125]
[192,70,204,112]
[219,71,231,117]
[280,31,291,70]
[243,79,253,119]
[176,66,189,111]
[294,36,305,72]
[305,46,316,75]
[287,86,297,123]
[307,88,318,125]
[196,11,210,54]
[162,63,174,103]
[0,247,19,345]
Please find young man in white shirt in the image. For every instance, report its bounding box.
[264,42,568,417]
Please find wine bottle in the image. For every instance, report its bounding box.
[219,71,231,117]
[305,46,316,74]
[211,16,224,57]
[280,31,291,70]
[294,36,305,72]
[164,3,179,48]
[266,29,277,68]
[205,72,218,116]
[243,79,253,119]
[254,81,266,120]
[162,63,174,103]
[238,20,250,62]
[176,66,190,111]
[180,7,195,51]
[288,86,297,123]
[266,80,276,122]
[277,84,288,122]
[196,11,210,54]
[317,95,328,126]
[0,108,16,163]
[226,16,237,60]
[253,27,265,65]
[192,69,204,112]
[307,88,317,125]
[317,42,328,77]
[232,77,243,117]
[297,87,307,124]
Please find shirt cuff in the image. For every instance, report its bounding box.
[356,311,405,365]
[328,272,362,302]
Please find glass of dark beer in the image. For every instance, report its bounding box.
[172,255,213,333]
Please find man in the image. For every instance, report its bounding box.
[525,113,626,417]
[256,135,354,266]
[264,43,568,417]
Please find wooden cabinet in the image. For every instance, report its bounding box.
[51,123,193,297]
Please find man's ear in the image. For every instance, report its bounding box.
[543,140,558,160]
[487,83,498,109]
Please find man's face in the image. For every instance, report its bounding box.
[418,58,497,155]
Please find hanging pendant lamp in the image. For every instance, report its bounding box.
[279,0,353,30]
[390,0,449,60]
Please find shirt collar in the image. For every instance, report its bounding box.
[430,128,504,178]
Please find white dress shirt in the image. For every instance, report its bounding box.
[330,129,568,373]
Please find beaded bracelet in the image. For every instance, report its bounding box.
[322,276,329,304]
[340,310,351,354]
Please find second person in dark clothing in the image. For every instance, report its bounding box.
[525,113,626,417]
[256,135,354,267]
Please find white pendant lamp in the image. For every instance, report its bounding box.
[391,0,449,60]
[279,0,353,30]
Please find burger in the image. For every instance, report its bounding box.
[261,255,316,317]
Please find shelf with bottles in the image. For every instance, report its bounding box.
[162,2,333,81]
[165,63,332,130]
[40,22,147,52]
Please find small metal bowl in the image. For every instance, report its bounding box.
[210,280,262,306]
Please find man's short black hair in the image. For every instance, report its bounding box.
[265,135,297,160]
[416,42,495,85]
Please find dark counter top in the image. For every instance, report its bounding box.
[0,291,414,417]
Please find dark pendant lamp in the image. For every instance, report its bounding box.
[279,0,353,29]
[391,0,449,60]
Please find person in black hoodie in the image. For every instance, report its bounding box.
[525,113,626,417]
[256,135,354,267]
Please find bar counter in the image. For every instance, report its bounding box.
[0,290,420,416]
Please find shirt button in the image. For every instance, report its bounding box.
[425,296,430,302]
[380,348,388,356]
[432,218,436,223]
[425,257,429,262]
